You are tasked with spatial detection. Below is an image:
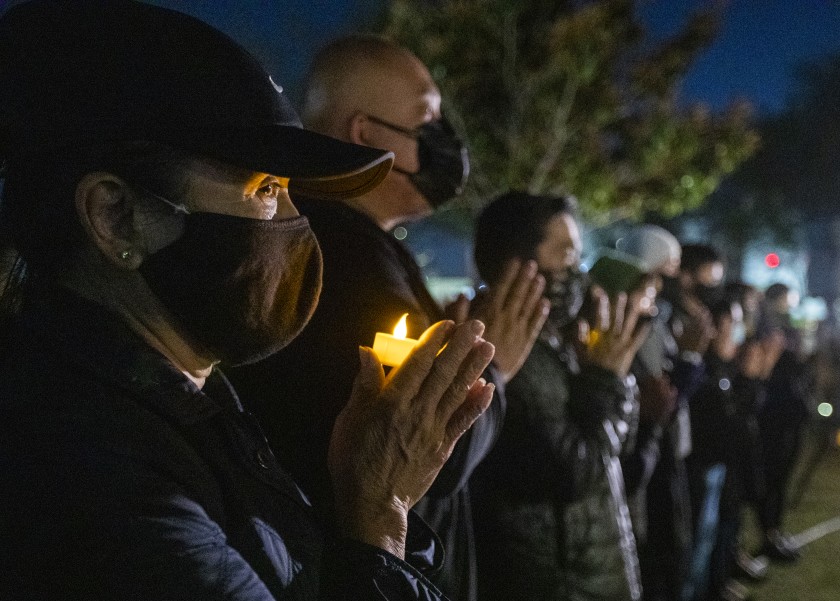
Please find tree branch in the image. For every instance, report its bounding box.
[528,75,579,193]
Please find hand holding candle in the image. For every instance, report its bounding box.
[330,319,496,558]
[373,313,418,367]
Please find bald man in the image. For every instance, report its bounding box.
[228,36,548,601]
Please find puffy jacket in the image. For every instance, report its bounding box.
[472,331,642,601]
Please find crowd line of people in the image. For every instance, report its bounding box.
[0,2,820,600]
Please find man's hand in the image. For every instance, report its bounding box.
[585,291,651,378]
[328,319,495,559]
[674,295,715,355]
[471,259,549,383]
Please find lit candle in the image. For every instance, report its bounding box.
[372,313,418,367]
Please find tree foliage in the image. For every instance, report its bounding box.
[696,53,840,251]
[736,54,840,217]
[382,0,758,225]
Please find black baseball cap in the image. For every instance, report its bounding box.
[0,0,394,199]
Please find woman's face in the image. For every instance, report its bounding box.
[135,158,298,254]
[178,159,297,220]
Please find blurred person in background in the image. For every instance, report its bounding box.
[674,244,726,312]
[754,283,810,562]
[683,297,768,601]
[725,282,764,340]
[723,282,784,582]
[470,191,650,601]
[618,225,710,601]
[227,35,548,601]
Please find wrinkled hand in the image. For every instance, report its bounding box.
[328,319,495,559]
[585,291,651,378]
[444,292,471,324]
[674,296,715,355]
[471,259,549,383]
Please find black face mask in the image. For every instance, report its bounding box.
[366,114,469,208]
[542,268,586,327]
[695,283,724,309]
[139,210,323,367]
[661,275,681,301]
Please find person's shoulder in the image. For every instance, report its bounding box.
[296,196,399,263]
[295,195,379,240]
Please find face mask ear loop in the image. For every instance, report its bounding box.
[133,185,191,215]
[364,114,420,139]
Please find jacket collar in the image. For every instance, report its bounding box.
[27,287,225,426]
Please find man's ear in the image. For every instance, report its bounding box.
[74,172,141,269]
[348,112,375,147]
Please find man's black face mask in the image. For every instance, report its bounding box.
[366,114,469,208]
[541,268,587,328]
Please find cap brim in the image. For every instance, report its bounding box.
[177,125,394,200]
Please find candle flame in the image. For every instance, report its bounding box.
[393,313,409,339]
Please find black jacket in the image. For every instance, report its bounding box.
[0,289,447,600]
[471,333,641,601]
[228,197,505,601]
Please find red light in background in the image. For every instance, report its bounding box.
[765,253,780,268]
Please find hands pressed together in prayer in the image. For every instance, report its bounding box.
[328,319,495,558]
[582,286,652,379]
[447,259,549,384]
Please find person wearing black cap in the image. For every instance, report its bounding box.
[0,1,496,599]
[227,35,548,601]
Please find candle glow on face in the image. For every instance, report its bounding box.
[372,313,418,367]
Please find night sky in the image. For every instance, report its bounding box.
[4,0,838,115]
[641,0,840,114]
[141,0,840,117]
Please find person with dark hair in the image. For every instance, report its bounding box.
[0,2,498,599]
[471,190,649,601]
[658,242,718,382]
[227,36,548,601]
[473,191,579,287]
[679,244,725,305]
[721,282,783,581]
[683,298,775,601]
[755,283,809,562]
